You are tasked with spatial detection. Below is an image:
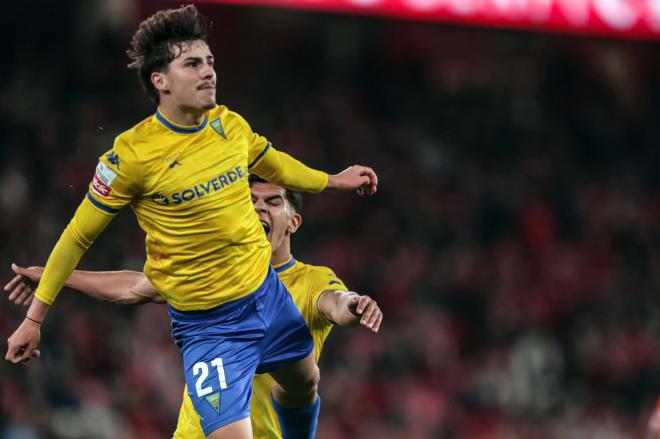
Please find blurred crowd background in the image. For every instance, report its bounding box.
[2,1,660,438]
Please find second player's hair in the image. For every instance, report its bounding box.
[248,175,303,213]
[127,5,210,104]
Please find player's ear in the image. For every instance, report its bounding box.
[151,71,168,93]
[287,213,302,235]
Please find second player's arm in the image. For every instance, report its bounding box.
[5,264,163,305]
[317,290,383,332]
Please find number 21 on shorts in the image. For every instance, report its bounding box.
[193,357,228,397]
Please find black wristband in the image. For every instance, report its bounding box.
[25,316,42,325]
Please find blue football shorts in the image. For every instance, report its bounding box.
[167,266,314,436]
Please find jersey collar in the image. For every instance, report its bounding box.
[273,257,297,274]
[155,109,208,134]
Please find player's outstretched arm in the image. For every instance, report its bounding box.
[318,291,383,332]
[247,136,378,196]
[4,264,163,306]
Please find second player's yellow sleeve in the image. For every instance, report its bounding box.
[306,267,348,331]
[33,198,114,305]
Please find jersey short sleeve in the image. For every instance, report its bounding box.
[87,136,142,214]
[306,266,349,331]
[234,115,270,171]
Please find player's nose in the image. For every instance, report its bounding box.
[252,198,267,212]
[200,62,215,80]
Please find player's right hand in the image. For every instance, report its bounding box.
[5,319,41,364]
[327,165,378,196]
[4,264,44,306]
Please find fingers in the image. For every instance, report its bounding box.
[355,166,377,196]
[362,167,378,191]
[22,349,41,364]
[17,285,34,306]
[7,279,33,306]
[6,342,31,364]
[6,337,39,364]
[357,296,381,333]
[4,273,25,293]
[372,311,383,333]
[8,280,26,302]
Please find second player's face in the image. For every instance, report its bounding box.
[161,40,217,112]
[251,183,299,253]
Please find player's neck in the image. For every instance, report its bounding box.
[157,104,206,127]
[270,241,292,266]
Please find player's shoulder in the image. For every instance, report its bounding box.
[292,260,345,289]
[110,113,167,162]
[113,114,157,150]
[218,105,254,129]
[302,263,338,278]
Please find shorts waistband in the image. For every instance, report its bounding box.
[167,267,275,322]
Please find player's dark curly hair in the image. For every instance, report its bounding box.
[248,175,303,213]
[127,5,210,104]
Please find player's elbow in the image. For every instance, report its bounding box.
[115,290,142,305]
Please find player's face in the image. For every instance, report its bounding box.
[250,183,300,253]
[159,40,217,112]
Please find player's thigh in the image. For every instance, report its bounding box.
[170,298,265,436]
[206,417,252,439]
[269,349,319,393]
[256,269,314,374]
[181,336,261,435]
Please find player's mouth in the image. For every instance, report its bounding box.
[197,83,215,91]
[260,219,271,236]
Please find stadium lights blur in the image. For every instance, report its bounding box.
[203,0,660,39]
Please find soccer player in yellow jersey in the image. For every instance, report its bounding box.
[5,175,384,438]
[5,5,378,438]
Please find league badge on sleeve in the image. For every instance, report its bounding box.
[91,161,118,198]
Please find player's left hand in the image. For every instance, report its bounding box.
[5,319,41,364]
[327,165,378,196]
[347,294,382,333]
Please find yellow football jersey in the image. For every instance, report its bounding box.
[173,257,348,439]
[83,106,327,311]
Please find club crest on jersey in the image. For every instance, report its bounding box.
[106,151,120,169]
[210,118,226,139]
[205,392,221,413]
[91,161,117,198]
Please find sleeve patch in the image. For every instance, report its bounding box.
[328,280,342,286]
[91,162,117,198]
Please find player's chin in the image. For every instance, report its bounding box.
[201,99,216,110]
